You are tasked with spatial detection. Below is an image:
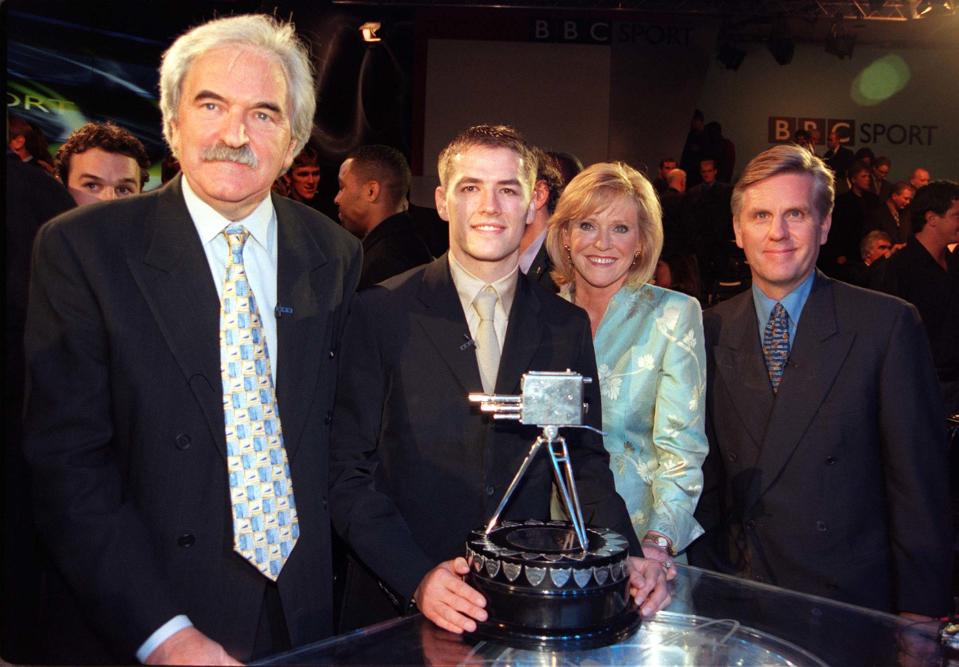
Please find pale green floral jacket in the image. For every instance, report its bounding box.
[564,282,708,552]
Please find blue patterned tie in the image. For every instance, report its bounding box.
[762,302,790,393]
[220,225,298,580]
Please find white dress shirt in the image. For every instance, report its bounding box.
[136,179,281,662]
[182,176,280,383]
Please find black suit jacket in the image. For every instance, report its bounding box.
[359,211,433,290]
[329,256,637,627]
[689,272,952,616]
[23,178,362,662]
[824,145,854,181]
[525,243,558,293]
[865,202,910,245]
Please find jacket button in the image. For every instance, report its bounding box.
[329,350,335,359]
[177,532,195,548]
[174,434,191,450]
[745,519,755,529]
[728,452,738,462]
[825,456,837,465]
[324,412,332,426]
[816,520,828,532]
[486,485,495,496]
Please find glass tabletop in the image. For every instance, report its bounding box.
[257,565,948,666]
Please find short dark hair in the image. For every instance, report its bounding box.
[910,180,959,233]
[546,150,583,189]
[292,144,319,169]
[873,156,891,170]
[533,147,563,214]
[348,144,411,208]
[55,122,150,186]
[890,181,914,197]
[438,125,537,194]
[847,160,870,179]
[659,157,677,169]
[853,147,875,164]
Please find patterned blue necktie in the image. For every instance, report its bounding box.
[220,225,298,580]
[762,302,790,393]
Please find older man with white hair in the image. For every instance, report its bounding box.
[22,14,360,664]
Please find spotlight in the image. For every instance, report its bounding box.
[868,0,886,9]
[825,16,856,59]
[915,0,933,15]
[768,18,794,66]
[359,21,382,43]
[717,42,746,70]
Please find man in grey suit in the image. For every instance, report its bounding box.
[23,15,360,664]
[689,144,952,620]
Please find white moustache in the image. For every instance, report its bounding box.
[202,143,258,168]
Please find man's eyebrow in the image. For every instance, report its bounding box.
[454,177,523,187]
[193,90,226,104]
[75,173,105,181]
[193,90,283,115]
[252,101,283,115]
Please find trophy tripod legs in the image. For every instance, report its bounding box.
[546,435,589,551]
[484,430,589,553]
[484,436,546,536]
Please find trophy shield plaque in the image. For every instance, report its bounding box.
[466,371,641,649]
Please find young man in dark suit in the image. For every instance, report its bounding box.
[330,125,670,635]
[23,14,361,664]
[334,144,433,290]
[689,144,952,621]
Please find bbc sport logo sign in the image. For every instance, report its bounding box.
[768,116,937,147]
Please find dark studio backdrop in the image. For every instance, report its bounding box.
[5,1,958,203]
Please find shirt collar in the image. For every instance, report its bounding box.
[181,175,276,250]
[519,229,548,274]
[751,270,816,328]
[448,249,519,313]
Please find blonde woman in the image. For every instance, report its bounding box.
[547,162,708,569]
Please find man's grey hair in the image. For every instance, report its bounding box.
[159,14,316,157]
[860,229,891,260]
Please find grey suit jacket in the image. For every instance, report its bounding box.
[690,271,952,616]
[23,178,361,661]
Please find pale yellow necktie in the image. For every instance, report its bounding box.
[473,285,500,393]
[221,225,298,580]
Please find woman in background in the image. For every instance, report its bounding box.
[546,162,708,572]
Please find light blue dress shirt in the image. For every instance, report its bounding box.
[565,283,709,552]
[751,271,816,351]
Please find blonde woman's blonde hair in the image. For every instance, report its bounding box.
[546,161,663,288]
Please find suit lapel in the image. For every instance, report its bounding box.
[274,196,329,459]
[713,292,773,453]
[527,244,551,282]
[753,273,855,501]
[496,275,543,394]
[129,178,225,457]
[414,256,484,394]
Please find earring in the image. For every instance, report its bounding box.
[563,243,572,264]
[631,251,640,268]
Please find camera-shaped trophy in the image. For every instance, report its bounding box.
[465,371,640,649]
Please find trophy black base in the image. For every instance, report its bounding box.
[465,520,639,650]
